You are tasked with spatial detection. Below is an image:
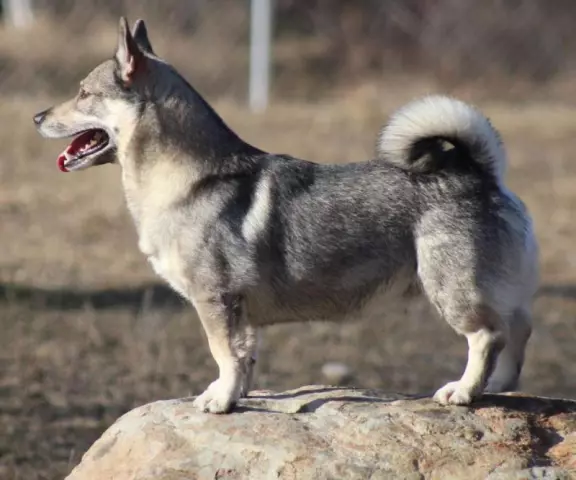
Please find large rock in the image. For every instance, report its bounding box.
[66,386,576,480]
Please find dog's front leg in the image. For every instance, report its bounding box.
[235,325,259,397]
[192,296,244,413]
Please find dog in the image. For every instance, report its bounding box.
[33,17,539,413]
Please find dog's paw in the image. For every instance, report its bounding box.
[193,379,239,414]
[433,381,474,405]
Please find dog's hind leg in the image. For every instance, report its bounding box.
[485,306,532,393]
[415,215,524,405]
[432,303,507,405]
[416,235,507,405]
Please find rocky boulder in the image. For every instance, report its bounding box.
[66,386,576,480]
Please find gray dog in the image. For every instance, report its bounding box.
[34,17,539,413]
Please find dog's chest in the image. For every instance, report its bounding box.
[138,229,190,298]
[125,197,191,297]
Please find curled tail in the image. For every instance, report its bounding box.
[377,95,506,178]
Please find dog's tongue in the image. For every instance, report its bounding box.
[57,153,69,172]
[57,131,94,172]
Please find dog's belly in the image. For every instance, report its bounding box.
[245,268,419,326]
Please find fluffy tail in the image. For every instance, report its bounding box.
[377,95,506,178]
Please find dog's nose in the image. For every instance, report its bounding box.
[33,109,48,126]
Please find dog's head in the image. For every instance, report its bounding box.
[33,17,159,172]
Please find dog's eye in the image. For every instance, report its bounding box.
[78,88,90,100]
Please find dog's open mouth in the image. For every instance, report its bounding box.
[57,129,113,172]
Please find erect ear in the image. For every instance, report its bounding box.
[132,19,154,55]
[115,17,144,86]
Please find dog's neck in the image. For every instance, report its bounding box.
[150,65,260,160]
[117,79,262,229]
[157,93,249,158]
[119,73,261,173]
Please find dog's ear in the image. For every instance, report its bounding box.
[116,16,144,86]
[132,19,155,55]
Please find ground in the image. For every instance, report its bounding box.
[1,48,576,480]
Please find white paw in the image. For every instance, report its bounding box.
[193,378,239,414]
[433,381,475,405]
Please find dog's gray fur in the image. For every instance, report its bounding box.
[34,17,539,413]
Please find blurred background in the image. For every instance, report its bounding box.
[1,1,576,478]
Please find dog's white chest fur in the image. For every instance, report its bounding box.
[137,227,190,299]
[121,161,196,298]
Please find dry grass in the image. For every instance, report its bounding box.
[1,18,576,480]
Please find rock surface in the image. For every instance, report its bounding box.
[66,386,576,480]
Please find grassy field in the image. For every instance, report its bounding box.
[1,20,576,480]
